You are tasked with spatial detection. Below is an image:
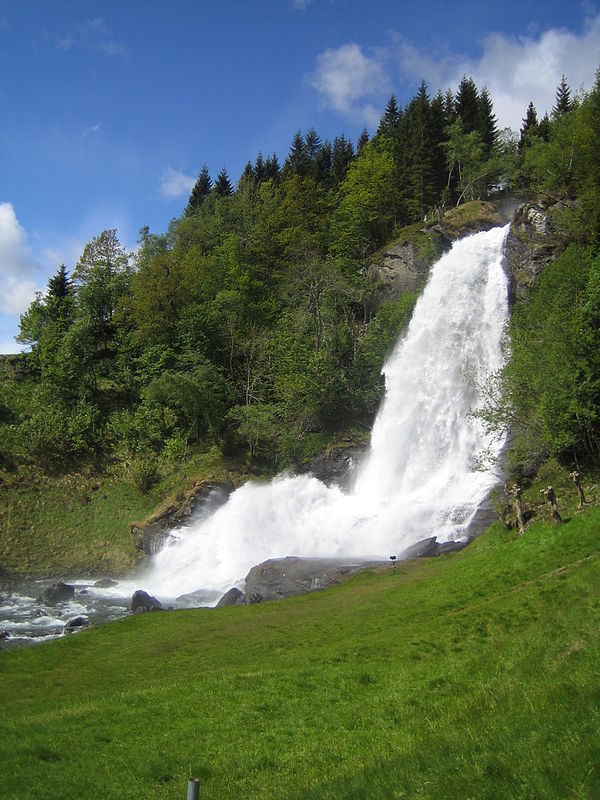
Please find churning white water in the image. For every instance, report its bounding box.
[138,225,509,602]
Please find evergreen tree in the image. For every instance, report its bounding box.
[455,75,479,134]
[519,102,539,151]
[185,164,212,216]
[537,113,552,141]
[254,152,266,184]
[305,128,322,161]
[264,153,280,182]
[315,140,333,185]
[430,90,450,200]
[285,130,309,177]
[331,134,355,185]
[213,168,233,197]
[553,75,574,118]
[404,81,437,216]
[377,94,401,138]
[357,127,370,154]
[477,87,498,157]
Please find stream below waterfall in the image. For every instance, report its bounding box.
[0,225,510,648]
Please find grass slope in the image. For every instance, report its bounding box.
[1,505,600,799]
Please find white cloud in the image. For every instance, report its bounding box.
[292,0,315,9]
[393,16,600,131]
[309,43,390,125]
[159,167,196,200]
[310,15,600,131]
[56,18,126,57]
[0,203,40,315]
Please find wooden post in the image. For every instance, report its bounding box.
[187,778,200,800]
[570,471,587,510]
[511,484,526,534]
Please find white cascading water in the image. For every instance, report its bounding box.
[135,225,509,603]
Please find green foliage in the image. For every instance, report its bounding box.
[131,452,160,493]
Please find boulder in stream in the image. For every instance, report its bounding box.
[37,582,75,605]
[130,590,163,613]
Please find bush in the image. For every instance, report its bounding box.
[131,453,159,493]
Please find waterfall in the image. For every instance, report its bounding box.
[138,225,509,602]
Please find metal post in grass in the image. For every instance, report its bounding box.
[390,555,396,573]
[187,778,200,800]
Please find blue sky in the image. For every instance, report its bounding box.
[1,0,599,352]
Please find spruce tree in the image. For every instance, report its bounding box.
[331,134,355,185]
[357,127,370,154]
[378,94,401,138]
[285,130,309,177]
[553,75,573,118]
[404,81,437,216]
[519,102,539,151]
[264,153,280,182]
[213,168,233,197]
[185,164,212,215]
[455,75,479,134]
[477,87,498,157]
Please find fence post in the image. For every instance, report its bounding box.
[187,778,200,800]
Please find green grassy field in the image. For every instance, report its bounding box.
[1,500,600,799]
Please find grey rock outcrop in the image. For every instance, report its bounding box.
[374,240,438,300]
[504,201,574,301]
[216,587,247,607]
[244,556,372,603]
[130,590,163,613]
[132,481,232,556]
[303,444,367,489]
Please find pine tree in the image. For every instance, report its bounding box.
[430,90,450,199]
[185,164,212,215]
[477,87,498,157]
[404,81,437,216]
[377,94,401,138]
[357,127,370,154]
[285,130,309,177]
[213,168,233,197]
[315,140,333,185]
[455,75,479,134]
[264,153,280,182]
[519,102,539,151]
[305,129,322,161]
[331,134,355,185]
[553,75,573,118]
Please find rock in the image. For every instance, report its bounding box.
[503,201,574,301]
[244,557,371,603]
[133,481,232,557]
[0,630,9,640]
[303,445,367,488]
[373,240,436,299]
[93,578,118,588]
[130,590,163,613]
[64,617,89,633]
[437,539,469,555]
[399,537,439,560]
[216,587,247,607]
[37,582,75,605]
[79,589,88,595]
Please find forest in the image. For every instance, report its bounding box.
[5,70,600,491]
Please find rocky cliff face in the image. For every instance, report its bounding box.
[503,201,573,302]
[372,200,508,303]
